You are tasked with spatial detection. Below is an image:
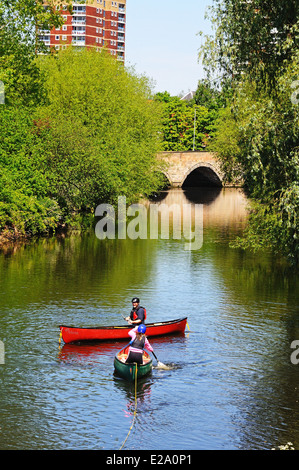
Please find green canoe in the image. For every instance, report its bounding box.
[114,345,152,382]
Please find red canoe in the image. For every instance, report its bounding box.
[59,317,188,344]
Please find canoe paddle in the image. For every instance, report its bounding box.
[151,350,171,370]
[152,351,159,362]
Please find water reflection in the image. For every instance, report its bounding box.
[114,376,153,415]
[58,333,187,361]
[184,187,222,204]
[58,342,119,363]
[1,188,299,450]
[153,187,248,227]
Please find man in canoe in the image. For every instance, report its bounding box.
[125,324,154,365]
[125,297,146,325]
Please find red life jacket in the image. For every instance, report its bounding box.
[132,306,147,321]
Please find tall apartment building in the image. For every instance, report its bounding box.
[39,1,126,61]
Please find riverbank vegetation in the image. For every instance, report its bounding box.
[200,0,299,265]
[0,2,164,241]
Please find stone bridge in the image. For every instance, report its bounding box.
[157,151,226,187]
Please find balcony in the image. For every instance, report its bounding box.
[72,27,86,35]
[72,17,86,25]
[72,37,86,45]
[118,35,125,42]
[72,6,86,13]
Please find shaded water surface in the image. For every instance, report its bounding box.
[0,188,299,450]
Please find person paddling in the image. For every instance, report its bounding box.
[125,297,146,326]
[125,324,154,365]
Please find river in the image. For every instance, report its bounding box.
[0,187,299,450]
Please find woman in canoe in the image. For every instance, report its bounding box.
[125,324,154,365]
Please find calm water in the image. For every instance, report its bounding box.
[0,188,299,450]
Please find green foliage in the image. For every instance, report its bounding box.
[154,89,218,151]
[193,79,228,109]
[200,0,299,87]
[208,106,242,184]
[38,48,164,206]
[0,107,62,234]
[201,1,299,264]
[208,54,299,263]
[233,187,299,265]
[0,47,164,237]
[0,0,71,106]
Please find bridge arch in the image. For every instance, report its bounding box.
[182,162,223,188]
[157,151,225,188]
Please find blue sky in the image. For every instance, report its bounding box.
[125,0,213,96]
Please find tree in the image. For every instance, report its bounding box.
[0,46,165,237]
[192,79,227,109]
[0,0,71,106]
[200,0,299,87]
[0,106,62,235]
[200,0,299,264]
[154,92,214,151]
[38,48,164,209]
